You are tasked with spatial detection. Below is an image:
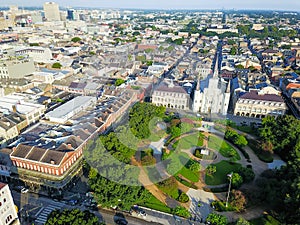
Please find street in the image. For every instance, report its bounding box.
[12,191,162,225]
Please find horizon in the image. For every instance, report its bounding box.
[0,0,299,12]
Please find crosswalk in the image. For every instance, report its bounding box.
[35,202,65,224]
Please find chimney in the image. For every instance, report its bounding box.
[50,160,55,165]
[67,143,72,148]
[12,105,17,113]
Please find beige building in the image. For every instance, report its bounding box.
[234,89,287,118]
[0,57,35,79]
[15,47,52,63]
[0,183,20,225]
[44,2,60,22]
[0,95,45,126]
[152,79,190,110]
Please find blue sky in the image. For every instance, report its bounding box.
[0,0,299,11]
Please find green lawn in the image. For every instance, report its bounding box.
[176,165,199,182]
[175,132,203,150]
[208,135,241,161]
[140,194,171,213]
[249,215,280,225]
[205,160,242,185]
[236,125,259,137]
[158,185,179,199]
[148,130,167,142]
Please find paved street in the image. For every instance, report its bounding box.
[140,206,204,225]
[186,189,215,223]
[11,191,162,225]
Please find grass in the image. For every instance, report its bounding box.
[211,200,236,212]
[176,133,199,149]
[236,125,259,136]
[208,135,241,161]
[205,160,242,185]
[248,139,273,163]
[175,175,197,189]
[140,194,172,213]
[174,132,204,150]
[148,130,166,142]
[158,180,179,199]
[159,185,179,199]
[249,215,281,225]
[176,166,199,182]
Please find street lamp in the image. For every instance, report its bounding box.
[225,172,233,208]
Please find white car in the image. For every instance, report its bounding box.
[21,188,29,193]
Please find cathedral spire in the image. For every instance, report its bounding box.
[196,73,201,91]
[213,54,219,78]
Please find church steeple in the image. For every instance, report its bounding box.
[196,73,201,91]
[213,54,219,78]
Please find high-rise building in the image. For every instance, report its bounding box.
[67,8,75,20]
[43,2,60,21]
[0,183,20,225]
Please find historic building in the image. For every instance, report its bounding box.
[7,90,138,193]
[152,79,190,110]
[193,57,230,115]
[0,183,20,225]
[0,57,35,79]
[234,89,287,118]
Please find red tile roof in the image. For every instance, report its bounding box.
[0,182,7,190]
[240,90,284,102]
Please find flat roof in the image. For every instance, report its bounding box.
[46,96,95,119]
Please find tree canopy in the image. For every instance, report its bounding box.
[45,209,102,225]
[206,213,228,225]
[52,62,62,69]
[129,102,165,139]
[255,115,300,223]
[71,37,81,42]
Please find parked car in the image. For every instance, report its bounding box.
[115,219,128,225]
[21,188,29,193]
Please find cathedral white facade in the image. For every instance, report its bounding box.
[193,58,230,115]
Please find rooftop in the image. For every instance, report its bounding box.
[240,90,284,102]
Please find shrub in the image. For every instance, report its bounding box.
[177,192,189,203]
[206,213,228,225]
[141,155,156,166]
[172,206,191,218]
[188,160,201,172]
[206,165,217,175]
[194,148,203,158]
[52,62,62,69]
[71,37,81,42]
[238,167,255,183]
[229,189,247,212]
[231,172,243,188]
[174,176,197,189]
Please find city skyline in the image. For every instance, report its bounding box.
[0,0,299,11]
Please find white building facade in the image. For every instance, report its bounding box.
[193,58,230,115]
[44,2,61,22]
[0,183,20,225]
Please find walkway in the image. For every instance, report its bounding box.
[131,157,178,208]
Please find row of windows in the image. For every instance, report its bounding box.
[17,50,45,54]
[239,100,284,107]
[14,150,82,175]
[153,97,186,104]
[154,92,185,98]
[236,108,284,114]
[156,103,185,109]
[5,214,13,224]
